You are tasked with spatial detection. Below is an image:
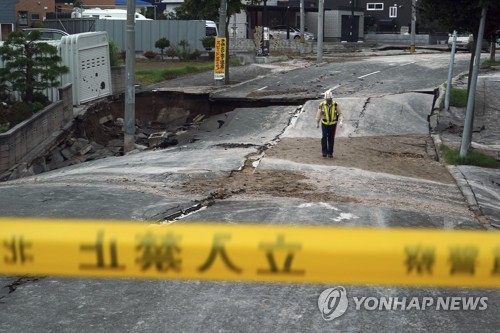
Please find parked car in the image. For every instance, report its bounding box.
[447,32,488,52]
[22,28,69,41]
[269,25,315,40]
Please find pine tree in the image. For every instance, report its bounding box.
[0,30,69,105]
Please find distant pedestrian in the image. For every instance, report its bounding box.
[316,91,343,158]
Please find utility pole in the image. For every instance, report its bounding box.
[216,0,227,86]
[350,0,355,42]
[219,0,226,39]
[124,0,136,153]
[460,6,487,158]
[410,0,416,53]
[299,0,305,54]
[263,0,269,55]
[317,0,324,63]
[445,31,457,111]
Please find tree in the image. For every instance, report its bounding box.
[418,0,499,89]
[0,30,69,105]
[73,0,84,8]
[418,0,499,155]
[419,0,500,61]
[175,0,259,84]
[155,37,171,60]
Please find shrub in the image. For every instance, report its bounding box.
[11,102,33,125]
[31,92,49,113]
[155,37,170,60]
[200,36,215,50]
[176,39,191,61]
[143,50,157,60]
[166,46,177,59]
[190,49,202,60]
[109,40,120,66]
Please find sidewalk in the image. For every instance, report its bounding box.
[434,68,500,229]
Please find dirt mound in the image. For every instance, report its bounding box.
[181,135,454,203]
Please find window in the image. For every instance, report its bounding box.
[18,11,28,26]
[367,3,384,11]
[31,13,40,20]
[389,6,397,18]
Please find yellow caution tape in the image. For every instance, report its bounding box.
[1,218,499,288]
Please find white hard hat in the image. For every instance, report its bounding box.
[324,91,333,99]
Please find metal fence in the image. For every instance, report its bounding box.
[44,19,207,53]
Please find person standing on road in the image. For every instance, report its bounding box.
[316,91,343,158]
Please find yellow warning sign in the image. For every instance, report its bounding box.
[214,37,226,80]
[1,218,499,288]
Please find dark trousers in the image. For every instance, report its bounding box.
[321,123,337,156]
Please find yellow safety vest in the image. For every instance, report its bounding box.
[321,101,338,125]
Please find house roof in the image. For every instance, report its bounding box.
[115,0,154,7]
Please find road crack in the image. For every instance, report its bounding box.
[0,276,40,303]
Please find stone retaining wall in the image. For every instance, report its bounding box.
[0,84,73,175]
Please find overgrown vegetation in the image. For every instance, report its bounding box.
[440,144,497,168]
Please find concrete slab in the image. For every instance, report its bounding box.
[456,165,500,227]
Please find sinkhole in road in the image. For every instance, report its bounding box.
[22,90,309,179]
[79,90,308,150]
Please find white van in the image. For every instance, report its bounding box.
[205,20,218,37]
[72,8,152,21]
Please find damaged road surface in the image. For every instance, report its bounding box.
[1,53,499,332]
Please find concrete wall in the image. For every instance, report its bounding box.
[0,84,73,174]
[229,37,317,56]
[364,33,430,45]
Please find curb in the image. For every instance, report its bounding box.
[430,101,494,230]
[445,165,494,230]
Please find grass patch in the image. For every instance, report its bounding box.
[135,58,241,85]
[449,87,468,108]
[482,59,500,67]
[136,63,214,85]
[440,144,497,168]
